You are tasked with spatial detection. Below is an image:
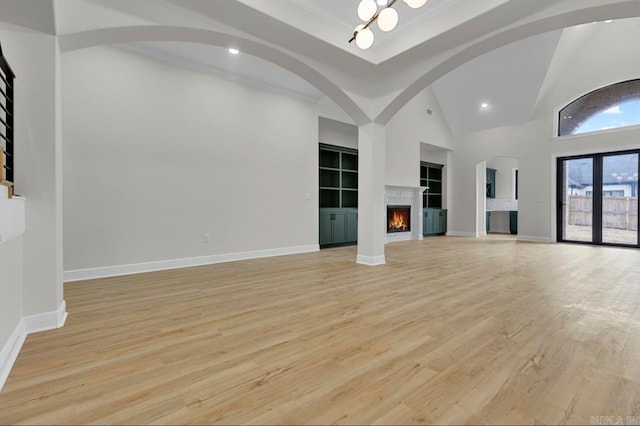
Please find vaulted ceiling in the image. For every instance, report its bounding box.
[2,0,639,134]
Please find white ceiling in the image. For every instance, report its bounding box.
[167,0,546,75]
[287,0,456,46]
[109,0,569,135]
[0,0,56,34]
[118,41,324,101]
[431,30,563,136]
[117,26,566,136]
[3,0,636,134]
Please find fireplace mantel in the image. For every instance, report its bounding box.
[384,185,427,243]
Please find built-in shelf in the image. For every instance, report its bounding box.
[319,144,358,247]
[420,162,447,236]
[420,162,443,209]
[319,144,359,209]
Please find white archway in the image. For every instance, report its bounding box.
[58,25,371,126]
[375,1,640,125]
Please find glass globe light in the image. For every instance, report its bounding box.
[354,25,374,49]
[357,0,378,21]
[403,0,428,8]
[377,7,398,32]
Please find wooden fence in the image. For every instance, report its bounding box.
[569,195,638,230]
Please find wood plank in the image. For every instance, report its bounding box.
[1,236,640,424]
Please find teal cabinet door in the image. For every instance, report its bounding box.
[346,210,358,242]
[320,208,357,247]
[423,209,428,236]
[319,209,348,245]
[319,211,334,246]
[433,210,442,234]
[424,208,447,236]
[332,210,347,244]
[440,210,448,234]
[423,209,434,236]
[509,211,518,234]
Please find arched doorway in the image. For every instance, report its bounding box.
[476,156,519,237]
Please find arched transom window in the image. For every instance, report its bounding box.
[558,79,640,136]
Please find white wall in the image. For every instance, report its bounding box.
[0,22,64,390]
[534,19,640,120]
[319,117,357,150]
[420,144,448,167]
[386,87,453,187]
[0,237,22,352]
[450,116,640,241]
[486,157,518,199]
[317,97,356,126]
[448,21,640,241]
[62,46,319,272]
[0,23,63,318]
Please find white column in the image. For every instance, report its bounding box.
[15,33,66,324]
[416,187,426,240]
[357,123,386,266]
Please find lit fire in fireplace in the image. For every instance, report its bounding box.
[387,206,411,233]
[389,211,408,231]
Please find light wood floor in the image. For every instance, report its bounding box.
[1,236,640,425]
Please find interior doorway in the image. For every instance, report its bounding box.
[476,157,519,237]
[557,150,639,247]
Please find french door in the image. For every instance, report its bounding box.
[557,150,639,247]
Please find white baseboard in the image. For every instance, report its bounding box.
[517,235,554,243]
[446,231,478,238]
[356,255,386,266]
[24,300,68,334]
[0,320,26,392]
[64,245,320,282]
[0,300,67,391]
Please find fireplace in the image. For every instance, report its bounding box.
[387,205,411,233]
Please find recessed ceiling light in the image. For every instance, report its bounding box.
[228,48,240,55]
[481,102,490,109]
[604,19,613,23]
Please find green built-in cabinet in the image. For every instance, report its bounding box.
[319,144,358,247]
[421,162,447,236]
[319,208,358,246]
[424,208,447,236]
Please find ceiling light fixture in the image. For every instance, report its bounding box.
[349,0,428,49]
[481,102,490,110]
[604,19,613,23]
[228,48,240,55]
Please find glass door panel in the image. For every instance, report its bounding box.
[560,157,593,242]
[602,153,639,245]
